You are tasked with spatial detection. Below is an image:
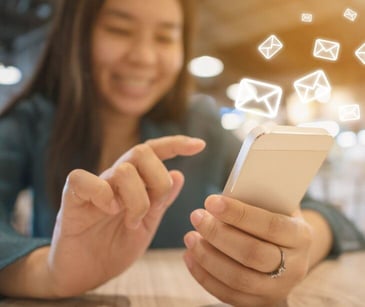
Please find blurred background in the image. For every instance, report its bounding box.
[0,0,364,234]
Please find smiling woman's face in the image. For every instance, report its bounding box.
[91,0,184,119]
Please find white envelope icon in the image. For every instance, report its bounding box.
[235,78,282,118]
[355,43,365,65]
[338,104,361,122]
[344,8,358,22]
[258,35,283,60]
[293,70,331,104]
[301,13,313,23]
[313,39,340,62]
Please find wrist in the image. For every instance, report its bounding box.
[0,246,59,299]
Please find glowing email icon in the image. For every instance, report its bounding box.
[235,78,282,118]
[258,35,283,60]
[355,43,365,65]
[338,104,361,122]
[301,13,313,23]
[293,70,332,104]
[313,39,340,62]
[344,8,358,22]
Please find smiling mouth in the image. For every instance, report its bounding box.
[110,74,156,98]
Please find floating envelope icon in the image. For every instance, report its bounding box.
[344,8,358,22]
[235,78,282,118]
[313,39,340,62]
[338,104,361,122]
[355,43,365,65]
[258,35,283,60]
[293,70,332,104]
[301,13,313,23]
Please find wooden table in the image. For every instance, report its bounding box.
[1,249,364,307]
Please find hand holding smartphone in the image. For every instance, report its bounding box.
[223,124,333,215]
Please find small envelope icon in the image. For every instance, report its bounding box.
[313,39,340,62]
[355,43,365,65]
[258,35,283,60]
[235,78,282,118]
[293,70,332,104]
[301,13,313,23]
[338,104,361,122]
[344,8,358,22]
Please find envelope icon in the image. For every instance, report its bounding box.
[355,43,365,65]
[344,8,357,22]
[293,70,332,104]
[235,78,282,118]
[301,13,313,23]
[338,104,361,122]
[313,39,340,62]
[258,35,283,60]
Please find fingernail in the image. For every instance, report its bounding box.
[191,209,205,227]
[206,196,226,214]
[184,233,196,249]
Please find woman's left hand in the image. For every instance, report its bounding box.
[183,195,313,307]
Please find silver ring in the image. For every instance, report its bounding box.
[268,246,286,278]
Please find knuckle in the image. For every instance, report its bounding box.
[132,143,152,159]
[204,219,219,242]
[114,162,136,179]
[267,215,285,240]
[195,248,208,265]
[93,180,108,197]
[242,240,262,266]
[158,176,174,194]
[232,205,247,226]
[135,198,150,215]
[301,222,314,248]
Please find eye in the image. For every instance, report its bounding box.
[104,25,132,37]
[156,35,175,44]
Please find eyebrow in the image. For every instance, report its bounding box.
[102,9,182,30]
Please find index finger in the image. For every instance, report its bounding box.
[145,135,206,161]
[204,195,309,248]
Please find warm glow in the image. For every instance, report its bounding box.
[358,130,365,145]
[337,131,357,148]
[298,121,340,137]
[226,83,240,101]
[188,56,224,78]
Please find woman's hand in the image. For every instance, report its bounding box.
[48,135,205,297]
[183,195,314,307]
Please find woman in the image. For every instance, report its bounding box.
[0,0,364,305]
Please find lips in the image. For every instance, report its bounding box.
[111,74,154,97]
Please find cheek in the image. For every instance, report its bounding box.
[91,30,122,74]
[161,46,184,79]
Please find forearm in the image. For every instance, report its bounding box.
[0,246,57,299]
[302,209,333,268]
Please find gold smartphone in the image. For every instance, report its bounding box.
[223,124,334,215]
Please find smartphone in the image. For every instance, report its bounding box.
[223,124,334,215]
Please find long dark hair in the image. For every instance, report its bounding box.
[0,0,196,208]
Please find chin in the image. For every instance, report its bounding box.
[110,96,157,118]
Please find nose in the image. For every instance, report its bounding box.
[125,33,158,67]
